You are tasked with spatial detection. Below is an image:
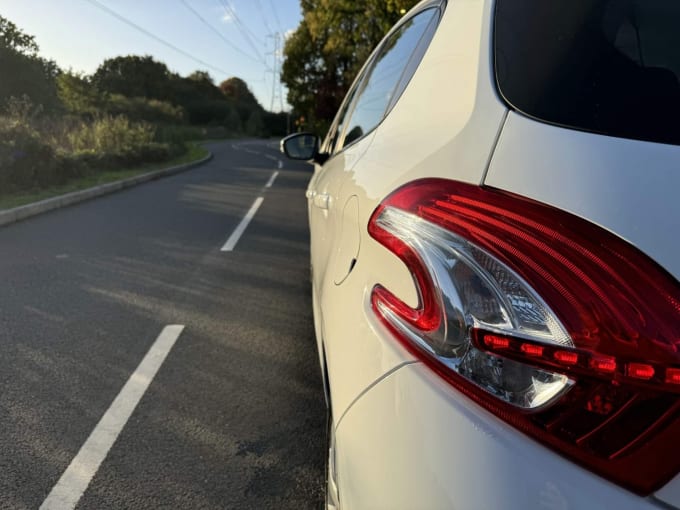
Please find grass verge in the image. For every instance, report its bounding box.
[0,143,209,210]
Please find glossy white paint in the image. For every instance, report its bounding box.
[336,362,660,510]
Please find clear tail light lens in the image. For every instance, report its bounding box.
[368,179,680,495]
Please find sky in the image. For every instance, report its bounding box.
[0,0,303,112]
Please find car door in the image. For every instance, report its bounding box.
[308,6,442,300]
[306,59,376,297]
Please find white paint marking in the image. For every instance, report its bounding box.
[221,197,264,252]
[265,171,279,188]
[277,159,283,169]
[40,325,185,510]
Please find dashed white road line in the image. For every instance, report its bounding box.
[40,325,185,510]
[221,197,265,252]
[265,171,279,188]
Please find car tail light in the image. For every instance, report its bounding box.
[368,179,680,495]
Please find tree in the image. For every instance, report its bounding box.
[223,107,242,133]
[0,16,38,55]
[92,55,172,100]
[219,77,261,109]
[57,71,104,114]
[245,110,264,137]
[282,0,420,132]
[0,15,60,111]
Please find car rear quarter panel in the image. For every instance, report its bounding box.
[336,363,661,510]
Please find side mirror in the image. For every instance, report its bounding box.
[280,133,328,164]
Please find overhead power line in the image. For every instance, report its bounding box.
[216,0,266,64]
[253,0,273,34]
[81,0,231,76]
[267,0,283,32]
[179,0,263,64]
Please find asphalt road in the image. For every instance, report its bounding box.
[0,140,325,509]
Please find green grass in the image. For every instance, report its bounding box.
[0,143,209,210]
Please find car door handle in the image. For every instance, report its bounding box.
[313,193,330,210]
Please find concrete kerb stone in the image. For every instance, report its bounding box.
[0,151,213,228]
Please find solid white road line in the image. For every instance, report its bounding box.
[265,171,279,188]
[40,325,185,510]
[221,197,264,252]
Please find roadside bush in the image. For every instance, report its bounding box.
[0,99,178,196]
[64,143,173,172]
[65,115,156,153]
[0,123,77,194]
[104,94,185,124]
[155,124,204,146]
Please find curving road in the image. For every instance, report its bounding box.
[0,140,325,509]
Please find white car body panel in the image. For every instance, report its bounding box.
[336,362,662,510]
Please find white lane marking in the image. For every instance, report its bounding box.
[265,171,279,188]
[277,160,283,169]
[221,197,264,252]
[40,325,185,510]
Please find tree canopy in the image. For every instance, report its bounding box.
[0,16,38,55]
[281,0,420,132]
[0,15,60,111]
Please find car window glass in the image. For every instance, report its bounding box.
[341,8,438,149]
[496,0,680,146]
[326,83,362,154]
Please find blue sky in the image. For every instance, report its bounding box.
[0,0,303,111]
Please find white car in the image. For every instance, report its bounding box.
[281,0,680,508]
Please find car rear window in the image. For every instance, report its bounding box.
[495,0,680,146]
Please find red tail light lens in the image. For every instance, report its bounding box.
[368,179,680,495]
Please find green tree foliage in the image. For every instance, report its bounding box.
[57,72,104,115]
[0,15,60,111]
[245,111,264,137]
[0,16,38,55]
[92,55,173,100]
[90,56,275,132]
[282,0,420,132]
[219,77,261,108]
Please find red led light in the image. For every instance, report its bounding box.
[484,335,510,349]
[554,351,579,365]
[590,356,617,373]
[666,368,680,385]
[520,343,544,356]
[627,363,655,380]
